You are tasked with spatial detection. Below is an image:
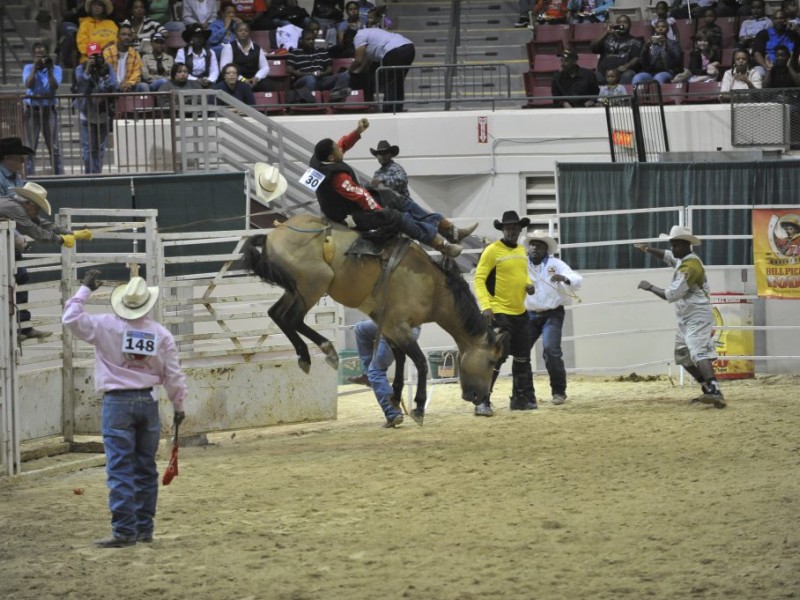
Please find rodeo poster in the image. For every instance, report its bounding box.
[752,208,800,299]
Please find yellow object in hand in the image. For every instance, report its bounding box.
[73,229,93,241]
[61,234,76,248]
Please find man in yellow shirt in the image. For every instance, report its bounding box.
[102,22,149,92]
[474,211,536,416]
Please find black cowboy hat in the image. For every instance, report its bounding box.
[370,140,399,157]
[493,210,530,230]
[182,23,212,44]
[0,137,35,157]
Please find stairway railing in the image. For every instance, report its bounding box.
[443,0,462,111]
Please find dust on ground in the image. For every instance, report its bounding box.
[1,375,799,600]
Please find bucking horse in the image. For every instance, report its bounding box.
[241,214,504,425]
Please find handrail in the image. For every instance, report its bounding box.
[0,6,24,84]
[444,0,462,110]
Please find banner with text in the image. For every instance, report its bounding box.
[753,208,800,299]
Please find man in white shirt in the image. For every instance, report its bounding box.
[349,27,415,113]
[525,230,583,405]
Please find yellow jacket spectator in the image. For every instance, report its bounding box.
[77,0,119,64]
[102,22,148,92]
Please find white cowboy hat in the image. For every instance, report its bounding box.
[10,182,52,215]
[527,229,558,254]
[253,162,288,205]
[111,277,160,320]
[659,225,701,246]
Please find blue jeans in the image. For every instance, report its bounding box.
[528,307,567,396]
[102,390,161,540]
[354,320,419,422]
[402,197,442,231]
[24,105,63,175]
[632,71,673,85]
[295,71,350,92]
[79,118,110,174]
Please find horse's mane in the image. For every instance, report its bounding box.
[435,258,493,341]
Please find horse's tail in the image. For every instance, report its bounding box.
[241,233,298,293]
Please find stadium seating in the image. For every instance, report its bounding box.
[683,80,722,103]
[253,91,285,115]
[115,94,158,118]
[329,89,372,113]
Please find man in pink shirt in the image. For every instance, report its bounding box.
[63,269,186,548]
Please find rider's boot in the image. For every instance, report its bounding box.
[432,234,462,257]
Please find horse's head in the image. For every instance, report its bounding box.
[457,329,506,405]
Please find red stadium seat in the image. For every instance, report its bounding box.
[577,53,599,70]
[331,57,354,74]
[684,80,722,103]
[673,19,697,51]
[527,24,571,60]
[250,30,271,53]
[571,22,607,53]
[522,72,555,107]
[115,93,158,118]
[329,88,372,113]
[660,82,687,104]
[530,54,562,85]
[253,91,285,115]
[287,89,327,114]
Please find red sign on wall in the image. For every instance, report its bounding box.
[477,116,488,143]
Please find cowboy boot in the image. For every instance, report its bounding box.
[432,234,462,257]
[439,219,479,243]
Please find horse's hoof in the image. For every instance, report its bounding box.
[410,409,424,426]
[298,359,311,374]
[320,342,339,370]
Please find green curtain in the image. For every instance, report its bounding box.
[558,162,800,269]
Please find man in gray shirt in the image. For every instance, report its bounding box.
[349,28,415,113]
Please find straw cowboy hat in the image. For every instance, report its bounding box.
[778,214,800,229]
[0,136,34,157]
[111,277,160,320]
[527,229,558,254]
[659,225,701,246]
[84,0,113,16]
[493,210,531,230]
[370,140,399,157]
[182,23,212,44]
[254,162,288,204]
[10,182,52,215]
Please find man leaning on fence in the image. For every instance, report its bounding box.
[23,42,64,176]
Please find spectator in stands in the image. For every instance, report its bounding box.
[738,0,773,50]
[633,19,683,85]
[720,48,763,99]
[671,0,716,20]
[176,23,219,87]
[0,137,33,195]
[354,0,375,26]
[311,0,344,29]
[213,63,256,105]
[23,43,64,176]
[219,22,276,91]
[158,62,203,108]
[651,1,679,42]
[57,0,87,67]
[263,0,311,29]
[103,21,150,92]
[74,42,117,173]
[140,32,174,90]
[77,0,119,64]
[696,8,723,50]
[182,0,215,28]
[753,10,799,77]
[567,0,612,24]
[551,48,600,106]
[235,0,271,30]
[784,0,800,28]
[716,0,750,18]
[532,0,570,25]
[686,30,721,83]
[597,68,629,102]
[148,0,176,26]
[349,27,415,112]
[764,44,800,87]
[591,15,643,84]
[209,1,241,58]
[287,28,350,98]
[127,0,167,54]
[334,5,362,57]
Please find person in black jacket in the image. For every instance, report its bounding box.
[551,48,599,107]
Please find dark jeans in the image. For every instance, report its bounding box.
[24,105,63,175]
[528,306,567,396]
[380,43,415,113]
[492,312,534,401]
[14,250,31,335]
[354,207,437,245]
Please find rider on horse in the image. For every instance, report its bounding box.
[310,118,463,257]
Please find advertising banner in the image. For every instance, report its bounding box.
[753,209,800,299]
[711,294,754,380]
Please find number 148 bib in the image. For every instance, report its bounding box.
[122,330,158,356]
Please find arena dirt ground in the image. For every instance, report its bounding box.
[1,374,799,600]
